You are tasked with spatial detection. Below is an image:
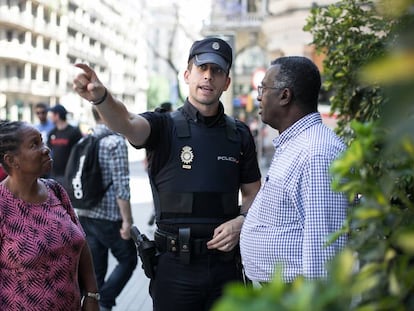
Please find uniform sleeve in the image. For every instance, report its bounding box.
[238,121,261,184]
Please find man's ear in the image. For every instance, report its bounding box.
[223,76,231,91]
[280,88,293,106]
[183,68,190,84]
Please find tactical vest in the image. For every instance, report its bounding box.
[150,110,242,234]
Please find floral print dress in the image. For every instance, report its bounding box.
[0,179,86,311]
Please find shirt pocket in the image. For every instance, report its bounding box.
[258,176,300,226]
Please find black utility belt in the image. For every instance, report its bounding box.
[154,228,237,264]
[154,229,210,255]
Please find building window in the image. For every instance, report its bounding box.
[18,32,25,44]
[69,56,76,64]
[69,2,78,13]
[68,27,76,38]
[6,30,13,42]
[31,66,36,80]
[45,10,51,23]
[43,68,50,82]
[31,3,38,17]
[17,67,23,79]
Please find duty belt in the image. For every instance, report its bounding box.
[154,228,211,263]
[154,228,238,264]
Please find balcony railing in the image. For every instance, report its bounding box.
[203,12,263,31]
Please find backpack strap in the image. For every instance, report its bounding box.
[92,131,114,191]
[44,178,78,224]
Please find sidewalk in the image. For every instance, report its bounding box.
[107,158,155,311]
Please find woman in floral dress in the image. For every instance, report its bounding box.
[0,121,99,311]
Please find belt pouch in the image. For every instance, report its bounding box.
[179,228,191,264]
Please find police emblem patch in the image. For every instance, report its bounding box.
[212,42,220,50]
[180,146,194,169]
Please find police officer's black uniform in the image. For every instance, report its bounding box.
[136,100,261,311]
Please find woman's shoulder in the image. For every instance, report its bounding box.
[42,178,69,204]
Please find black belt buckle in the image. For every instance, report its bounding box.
[179,228,191,264]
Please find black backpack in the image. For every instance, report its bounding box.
[64,132,113,209]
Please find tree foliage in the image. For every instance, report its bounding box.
[213,0,414,310]
[304,0,395,142]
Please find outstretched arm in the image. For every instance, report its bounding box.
[72,63,150,146]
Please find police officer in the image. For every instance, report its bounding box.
[73,37,262,311]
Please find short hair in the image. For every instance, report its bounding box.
[159,102,172,112]
[0,121,26,173]
[271,56,321,111]
[35,102,48,110]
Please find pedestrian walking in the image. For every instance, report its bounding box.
[72,37,261,311]
[34,102,54,143]
[47,104,82,187]
[77,107,137,311]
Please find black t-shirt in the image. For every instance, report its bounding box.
[47,125,83,176]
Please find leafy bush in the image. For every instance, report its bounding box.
[304,0,395,142]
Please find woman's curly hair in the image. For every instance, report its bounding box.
[0,120,25,173]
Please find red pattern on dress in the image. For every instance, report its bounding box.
[0,179,86,311]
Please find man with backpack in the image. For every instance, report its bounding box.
[74,107,137,311]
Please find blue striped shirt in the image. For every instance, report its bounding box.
[240,113,348,282]
[76,124,130,221]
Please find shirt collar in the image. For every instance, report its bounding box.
[92,123,113,135]
[273,112,322,148]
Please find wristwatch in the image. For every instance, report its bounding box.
[85,292,101,301]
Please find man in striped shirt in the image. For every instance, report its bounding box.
[240,56,349,283]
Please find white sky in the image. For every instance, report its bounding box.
[147,0,212,28]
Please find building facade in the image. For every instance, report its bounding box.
[0,0,147,128]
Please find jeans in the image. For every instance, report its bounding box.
[149,251,243,311]
[79,217,138,309]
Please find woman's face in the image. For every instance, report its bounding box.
[12,125,52,177]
